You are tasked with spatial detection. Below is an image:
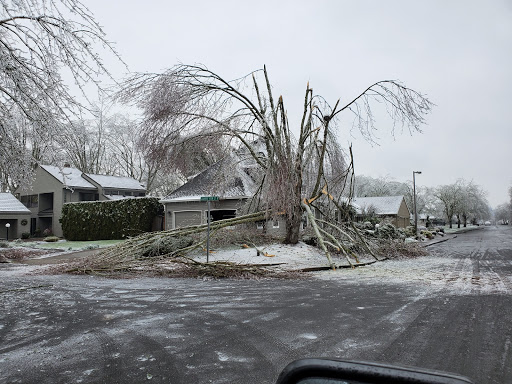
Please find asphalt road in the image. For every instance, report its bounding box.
[1,225,511,383]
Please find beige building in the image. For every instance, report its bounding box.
[352,195,411,228]
[15,164,146,237]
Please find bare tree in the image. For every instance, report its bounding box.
[120,64,433,244]
[434,183,462,229]
[435,180,489,228]
[494,203,510,224]
[0,0,123,190]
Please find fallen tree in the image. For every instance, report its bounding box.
[66,64,433,277]
[51,207,426,278]
[119,64,433,245]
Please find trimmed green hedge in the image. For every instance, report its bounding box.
[61,197,163,241]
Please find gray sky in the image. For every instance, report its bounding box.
[88,0,512,207]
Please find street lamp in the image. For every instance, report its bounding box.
[413,171,422,237]
[5,223,10,241]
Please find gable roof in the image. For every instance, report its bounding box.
[161,154,256,202]
[84,174,145,191]
[352,195,407,215]
[41,164,96,189]
[0,193,31,214]
[40,165,145,191]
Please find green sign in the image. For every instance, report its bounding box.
[200,196,219,201]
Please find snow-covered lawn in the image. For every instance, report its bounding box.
[443,225,482,234]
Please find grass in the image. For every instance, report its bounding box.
[22,239,125,251]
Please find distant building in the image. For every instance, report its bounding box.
[352,195,411,228]
[15,164,146,237]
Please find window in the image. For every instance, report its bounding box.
[20,195,29,207]
[272,219,279,229]
[79,192,99,201]
[22,194,39,208]
[256,221,264,230]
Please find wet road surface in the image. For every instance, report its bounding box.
[1,225,511,383]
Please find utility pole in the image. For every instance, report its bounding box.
[413,171,422,237]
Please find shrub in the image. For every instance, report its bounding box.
[21,232,30,239]
[44,236,60,242]
[142,236,194,257]
[404,226,416,237]
[61,197,163,241]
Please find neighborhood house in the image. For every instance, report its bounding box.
[352,195,411,228]
[161,154,257,230]
[15,164,146,237]
[0,192,31,240]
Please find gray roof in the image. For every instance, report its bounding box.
[40,165,145,191]
[161,154,256,202]
[0,193,31,213]
[352,195,406,215]
[41,165,96,189]
[85,174,145,191]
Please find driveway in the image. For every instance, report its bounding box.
[0,225,511,383]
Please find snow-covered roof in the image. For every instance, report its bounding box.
[352,195,406,215]
[85,174,145,191]
[40,164,145,191]
[161,154,256,203]
[41,165,96,189]
[0,193,31,214]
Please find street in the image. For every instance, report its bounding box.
[1,225,511,383]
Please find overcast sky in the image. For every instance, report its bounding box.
[87,0,512,207]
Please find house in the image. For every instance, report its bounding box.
[15,164,146,237]
[414,213,444,227]
[352,195,411,228]
[161,154,257,229]
[0,193,31,240]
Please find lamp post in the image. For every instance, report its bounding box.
[413,171,422,237]
[5,223,10,241]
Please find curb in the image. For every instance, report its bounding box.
[423,235,457,248]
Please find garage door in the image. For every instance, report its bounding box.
[174,211,202,228]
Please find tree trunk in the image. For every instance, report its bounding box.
[284,201,302,244]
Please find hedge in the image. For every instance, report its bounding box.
[61,197,163,241]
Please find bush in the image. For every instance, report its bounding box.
[142,236,194,257]
[21,232,30,239]
[404,226,416,237]
[61,197,163,241]
[44,236,60,242]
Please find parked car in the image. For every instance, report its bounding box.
[484,221,491,226]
